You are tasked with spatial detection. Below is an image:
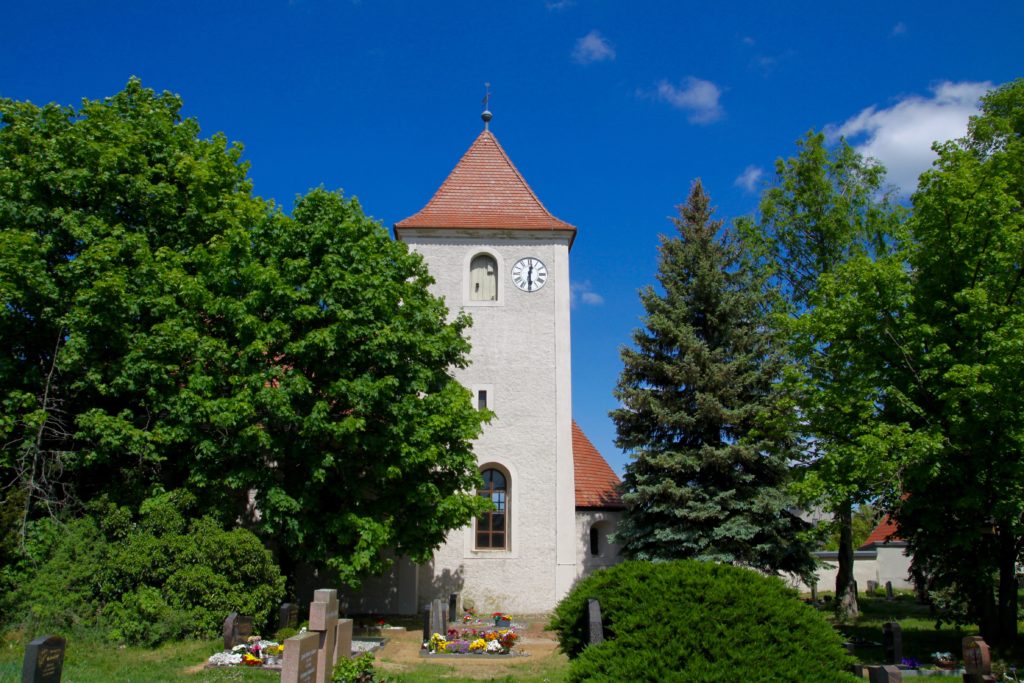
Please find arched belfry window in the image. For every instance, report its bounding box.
[469,254,498,301]
[476,468,507,549]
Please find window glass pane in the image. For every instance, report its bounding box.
[478,390,487,410]
[492,514,505,531]
[492,532,505,547]
[491,471,506,489]
[492,492,505,511]
[477,532,489,548]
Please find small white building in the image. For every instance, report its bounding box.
[804,515,914,594]
[342,116,623,615]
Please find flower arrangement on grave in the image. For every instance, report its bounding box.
[492,611,512,625]
[208,636,284,668]
[462,607,477,623]
[932,651,955,668]
[425,626,519,655]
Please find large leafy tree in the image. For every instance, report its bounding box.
[738,132,905,618]
[0,80,489,587]
[611,181,813,578]
[887,79,1024,645]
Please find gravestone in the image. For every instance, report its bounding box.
[332,618,353,665]
[421,605,431,643]
[429,598,445,639]
[21,635,65,683]
[281,631,319,683]
[587,599,604,645]
[810,583,818,601]
[883,622,902,665]
[448,593,460,621]
[868,664,903,683]
[279,602,299,631]
[962,636,996,682]
[885,581,894,601]
[867,580,879,593]
[222,612,253,650]
[853,580,859,598]
[310,589,339,683]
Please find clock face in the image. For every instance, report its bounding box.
[511,257,548,292]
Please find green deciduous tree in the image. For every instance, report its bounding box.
[0,80,489,589]
[888,79,1024,645]
[611,180,813,578]
[739,132,906,618]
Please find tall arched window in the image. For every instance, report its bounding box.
[469,254,498,301]
[476,468,507,549]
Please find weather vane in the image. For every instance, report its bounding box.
[481,82,493,130]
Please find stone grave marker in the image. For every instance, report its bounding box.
[963,636,995,682]
[429,598,445,639]
[810,583,818,601]
[853,580,859,598]
[885,581,894,601]
[222,612,253,650]
[310,589,339,683]
[448,593,461,622]
[421,605,431,643]
[883,622,902,665]
[281,631,319,683]
[868,664,902,683]
[587,599,604,645]
[867,580,879,593]
[279,602,299,631]
[21,634,65,683]
[332,618,354,665]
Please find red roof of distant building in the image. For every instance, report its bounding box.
[573,421,624,509]
[859,514,902,549]
[394,130,576,238]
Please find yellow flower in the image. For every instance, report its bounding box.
[469,638,487,652]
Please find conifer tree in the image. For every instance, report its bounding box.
[611,180,813,577]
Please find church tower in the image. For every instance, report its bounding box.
[394,113,579,612]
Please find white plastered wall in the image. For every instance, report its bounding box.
[399,228,576,614]
[575,510,623,579]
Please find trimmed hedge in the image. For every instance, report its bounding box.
[549,560,856,683]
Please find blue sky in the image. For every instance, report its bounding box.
[3,1,1021,475]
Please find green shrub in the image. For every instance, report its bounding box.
[10,491,285,645]
[549,560,857,683]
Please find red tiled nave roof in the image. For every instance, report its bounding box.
[573,421,624,510]
[859,514,902,549]
[394,130,576,236]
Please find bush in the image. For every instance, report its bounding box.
[549,560,856,683]
[9,491,285,645]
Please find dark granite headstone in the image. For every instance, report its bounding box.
[428,599,445,639]
[222,612,254,650]
[883,622,902,664]
[810,583,818,601]
[279,602,299,631]
[421,606,431,643]
[587,599,604,645]
[867,580,879,593]
[21,635,65,683]
[868,664,902,683]
[885,581,894,601]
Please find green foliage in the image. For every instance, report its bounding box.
[611,180,813,578]
[885,78,1024,643]
[332,652,390,683]
[820,504,881,551]
[8,493,285,645]
[739,131,908,617]
[0,79,489,585]
[549,560,856,682]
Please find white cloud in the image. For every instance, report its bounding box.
[734,165,763,193]
[653,77,723,124]
[571,281,604,307]
[891,21,907,36]
[572,30,615,64]
[827,81,992,194]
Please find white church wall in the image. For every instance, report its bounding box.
[400,230,575,614]
[575,510,623,578]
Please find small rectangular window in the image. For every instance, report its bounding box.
[478,390,488,410]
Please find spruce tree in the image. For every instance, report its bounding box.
[611,180,812,577]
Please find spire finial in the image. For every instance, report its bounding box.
[481,82,492,130]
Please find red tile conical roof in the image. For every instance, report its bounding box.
[573,421,624,509]
[395,130,576,236]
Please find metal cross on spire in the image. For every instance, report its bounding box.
[481,82,493,130]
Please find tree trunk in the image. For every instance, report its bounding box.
[834,499,859,619]
[996,527,1018,646]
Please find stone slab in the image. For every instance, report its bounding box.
[22,635,65,683]
[332,619,353,666]
[281,631,319,683]
[315,616,338,683]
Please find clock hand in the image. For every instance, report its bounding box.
[527,262,534,290]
